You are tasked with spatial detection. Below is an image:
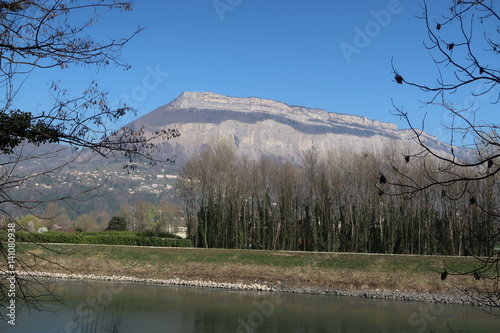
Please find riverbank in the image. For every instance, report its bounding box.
[12,270,487,307]
[8,243,491,306]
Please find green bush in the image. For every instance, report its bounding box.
[0,230,192,248]
[105,216,127,231]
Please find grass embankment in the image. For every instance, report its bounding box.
[10,243,482,294]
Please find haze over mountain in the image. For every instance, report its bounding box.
[129,91,451,164]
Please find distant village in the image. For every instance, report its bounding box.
[4,166,187,237]
[17,166,180,196]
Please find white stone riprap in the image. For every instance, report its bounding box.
[4,271,487,306]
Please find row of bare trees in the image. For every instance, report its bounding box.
[178,139,499,256]
[3,199,183,233]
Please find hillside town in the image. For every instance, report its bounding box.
[14,165,179,196]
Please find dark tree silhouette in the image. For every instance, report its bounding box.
[389,0,500,307]
[0,0,179,315]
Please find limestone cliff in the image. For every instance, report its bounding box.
[130,91,450,163]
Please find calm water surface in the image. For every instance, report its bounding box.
[1,280,499,332]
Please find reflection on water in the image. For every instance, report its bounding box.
[1,280,498,333]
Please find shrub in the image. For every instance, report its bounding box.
[0,230,192,248]
[105,216,127,231]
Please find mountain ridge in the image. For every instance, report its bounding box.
[129,91,450,163]
[165,91,399,131]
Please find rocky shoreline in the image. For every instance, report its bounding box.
[11,271,487,307]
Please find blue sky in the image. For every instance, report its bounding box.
[16,0,498,146]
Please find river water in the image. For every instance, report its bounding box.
[1,280,498,332]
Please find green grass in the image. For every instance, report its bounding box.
[15,243,478,273]
[9,243,483,293]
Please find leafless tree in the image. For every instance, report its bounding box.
[0,0,179,314]
[390,0,500,306]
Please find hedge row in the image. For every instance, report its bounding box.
[0,231,193,248]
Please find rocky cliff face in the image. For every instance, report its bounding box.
[167,91,398,132]
[130,91,450,163]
